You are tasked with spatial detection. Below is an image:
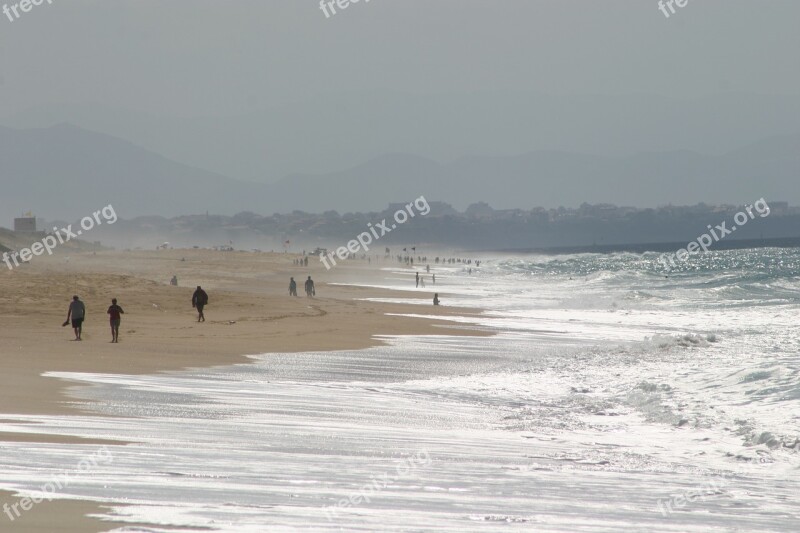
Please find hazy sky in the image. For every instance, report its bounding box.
[0,0,798,218]
[1,0,798,117]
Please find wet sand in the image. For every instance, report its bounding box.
[0,248,485,531]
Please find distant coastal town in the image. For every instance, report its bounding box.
[4,200,798,254]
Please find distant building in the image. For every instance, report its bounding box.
[14,215,37,232]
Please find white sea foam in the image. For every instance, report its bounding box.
[1,249,799,531]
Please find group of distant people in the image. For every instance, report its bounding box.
[62,251,455,343]
[325,251,480,272]
[396,255,481,268]
[415,270,437,288]
[413,270,442,306]
[62,285,208,343]
[435,257,480,266]
[289,276,315,297]
[64,295,125,343]
[63,275,320,342]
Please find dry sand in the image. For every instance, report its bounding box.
[0,248,485,532]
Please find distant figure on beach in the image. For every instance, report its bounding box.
[192,286,209,322]
[65,295,86,341]
[289,277,298,297]
[433,293,440,306]
[107,298,125,343]
[432,274,436,285]
[416,272,420,288]
[420,277,426,288]
[426,265,430,273]
[170,275,178,286]
[305,276,315,297]
[304,257,309,267]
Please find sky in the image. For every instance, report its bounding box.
[0,0,798,214]
[1,1,797,115]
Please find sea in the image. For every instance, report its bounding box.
[1,248,799,532]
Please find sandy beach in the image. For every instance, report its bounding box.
[0,249,485,532]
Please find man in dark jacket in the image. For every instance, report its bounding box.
[192,286,209,322]
[305,276,315,298]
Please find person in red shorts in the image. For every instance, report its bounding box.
[107,298,125,343]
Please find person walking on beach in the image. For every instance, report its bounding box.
[432,274,436,285]
[107,298,125,343]
[65,295,86,341]
[416,272,420,288]
[289,277,298,297]
[192,286,209,322]
[305,276,315,298]
[433,293,440,306]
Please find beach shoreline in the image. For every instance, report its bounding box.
[0,249,486,532]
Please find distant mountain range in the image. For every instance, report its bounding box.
[3,92,800,182]
[0,124,260,220]
[0,123,798,221]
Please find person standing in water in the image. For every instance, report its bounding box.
[192,286,209,322]
[107,298,125,343]
[65,295,86,341]
[416,272,420,288]
[433,293,440,306]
